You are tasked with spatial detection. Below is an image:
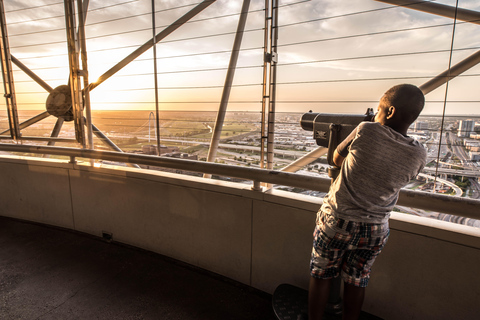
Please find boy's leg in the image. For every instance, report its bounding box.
[340,224,389,320]
[309,211,349,319]
[342,282,365,320]
[308,276,332,320]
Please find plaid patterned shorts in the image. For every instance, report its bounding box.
[310,211,389,287]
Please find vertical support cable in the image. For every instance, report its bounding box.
[433,0,459,193]
[266,0,278,170]
[152,0,161,156]
[0,0,20,141]
[64,0,85,147]
[204,0,251,177]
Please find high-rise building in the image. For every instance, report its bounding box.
[414,121,429,132]
[458,120,475,137]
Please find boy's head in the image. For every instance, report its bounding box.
[374,84,425,132]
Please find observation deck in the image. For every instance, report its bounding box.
[0,151,479,320]
[0,216,276,320]
[1,0,480,319]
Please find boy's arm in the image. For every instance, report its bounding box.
[333,150,345,167]
[334,125,359,167]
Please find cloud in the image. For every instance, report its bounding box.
[2,0,479,114]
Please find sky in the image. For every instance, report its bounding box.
[1,0,480,116]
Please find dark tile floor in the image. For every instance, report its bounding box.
[0,217,275,319]
[0,216,382,320]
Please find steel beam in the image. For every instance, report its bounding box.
[266,0,279,170]
[205,0,251,177]
[64,0,85,146]
[77,0,93,150]
[376,1,480,95]
[260,0,270,169]
[420,50,480,95]
[91,123,123,153]
[0,0,20,140]
[2,136,75,143]
[280,146,328,173]
[0,142,478,219]
[41,117,66,158]
[11,55,53,93]
[151,0,161,156]
[261,0,279,170]
[88,0,217,91]
[82,0,89,21]
[0,111,50,136]
[375,0,480,25]
[46,117,65,147]
[91,123,139,168]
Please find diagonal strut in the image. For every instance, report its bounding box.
[0,111,50,136]
[11,55,53,93]
[88,0,217,91]
[375,0,480,25]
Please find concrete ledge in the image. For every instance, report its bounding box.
[0,156,74,228]
[368,215,480,319]
[0,155,479,320]
[390,211,480,248]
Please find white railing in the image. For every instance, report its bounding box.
[0,143,478,219]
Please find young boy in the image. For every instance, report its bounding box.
[308,84,427,320]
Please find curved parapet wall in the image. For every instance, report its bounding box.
[0,155,479,320]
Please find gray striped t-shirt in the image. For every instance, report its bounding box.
[321,121,427,224]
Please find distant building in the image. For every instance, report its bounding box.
[470,152,480,161]
[142,145,179,155]
[414,120,429,132]
[458,120,475,138]
[164,152,198,160]
[464,139,480,152]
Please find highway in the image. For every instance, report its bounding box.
[108,131,479,198]
[417,173,462,196]
[423,131,480,198]
[423,167,480,178]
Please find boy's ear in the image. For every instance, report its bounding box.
[387,106,396,119]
